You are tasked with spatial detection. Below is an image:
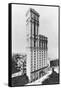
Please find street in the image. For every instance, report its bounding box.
[27,70,52,85]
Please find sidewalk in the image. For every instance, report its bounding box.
[27,70,52,85]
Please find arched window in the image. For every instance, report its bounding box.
[32,22,34,36]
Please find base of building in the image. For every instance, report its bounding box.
[29,65,49,82]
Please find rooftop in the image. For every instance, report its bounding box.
[26,8,40,17]
[39,34,48,39]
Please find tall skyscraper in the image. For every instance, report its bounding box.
[26,8,48,82]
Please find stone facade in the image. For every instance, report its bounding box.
[26,8,48,82]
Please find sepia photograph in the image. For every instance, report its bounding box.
[9,3,60,87]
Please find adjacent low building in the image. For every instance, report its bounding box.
[12,54,27,76]
[50,59,59,68]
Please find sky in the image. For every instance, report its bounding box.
[12,4,59,59]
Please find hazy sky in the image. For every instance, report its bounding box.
[12,4,59,59]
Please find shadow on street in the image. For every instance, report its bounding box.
[42,68,59,85]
